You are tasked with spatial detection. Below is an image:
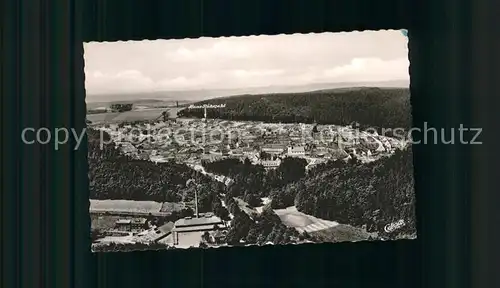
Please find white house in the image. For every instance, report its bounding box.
[287,146,306,156]
[261,145,285,154]
[260,159,282,169]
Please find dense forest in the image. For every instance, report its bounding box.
[222,195,305,245]
[178,87,412,132]
[292,148,415,238]
[202,157,308,205]
[87,128,225,202]
[203,147,416,238]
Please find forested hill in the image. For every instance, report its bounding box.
[276,147,416,238]
[178,87,412,130]
[87,128,224,202]
[202,146,416,238]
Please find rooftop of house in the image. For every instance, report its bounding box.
[173,224,220,233]
[116,219,132,224]
[262,144,286,149]
[288,146,306,152]
[157,222,175,234]
[174,214,223,228]
[261,159,282,166]
[131,218,147,224]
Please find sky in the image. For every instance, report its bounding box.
[84,30,409,95]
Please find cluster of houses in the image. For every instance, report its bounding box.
[95,117,402,169]
[108,213,226,247]
[114,218,148,232]
[107,205,227,247]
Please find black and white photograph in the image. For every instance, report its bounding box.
[85,29,416,253]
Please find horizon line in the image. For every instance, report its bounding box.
[86,79,410,97]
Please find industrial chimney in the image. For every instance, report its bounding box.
[194,185,199,218]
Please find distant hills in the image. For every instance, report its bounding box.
[85,80,409,104]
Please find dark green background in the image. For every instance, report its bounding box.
[2,0,497,287]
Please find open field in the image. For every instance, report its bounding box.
[87,109,165,124]
[159,202,185,213]
[89,199,184,218]
[95,235,136,245]
[90,199,163,213]
[86,99,166,110]
[234,199,342,234]
[309,224,375,243]
[111,109,165,120]
[273,207,374,242]
[274,206,339,233]
[86,112,120,123]
[86,99,191,110]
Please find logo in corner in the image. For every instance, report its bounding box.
[384,219,405,233]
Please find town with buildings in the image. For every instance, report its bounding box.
[89,115,408,251]
[94,117,406,170]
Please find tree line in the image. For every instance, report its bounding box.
[88,128,225,202]
[177,87,412,133]
[202,157,307,202]
[201,147,416,238]
[287,148,415,238]
[222,195,305,246]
